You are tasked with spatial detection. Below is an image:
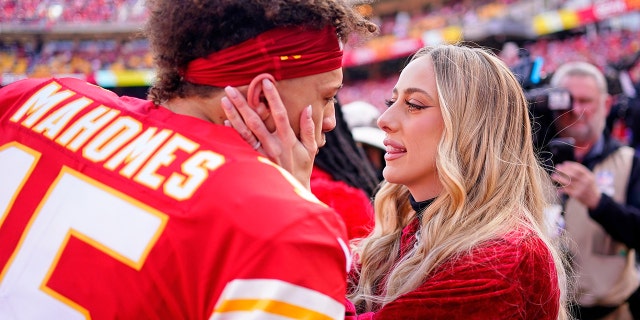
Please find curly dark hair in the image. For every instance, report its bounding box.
[144,0,378,104]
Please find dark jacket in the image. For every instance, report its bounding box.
[586,134,640,249]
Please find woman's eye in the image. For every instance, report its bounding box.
[406,101,426,110]
[406,100,427,111]
[385,98,428,110]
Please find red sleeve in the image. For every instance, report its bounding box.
[357,233,560,320]
[0,78,53,114]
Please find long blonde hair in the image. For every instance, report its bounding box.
[348,44,570,319]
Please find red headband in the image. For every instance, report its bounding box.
[183,25,343,87]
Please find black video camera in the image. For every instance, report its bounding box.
[547,137,575,166]
[525,85,574,157]
[510,50,572,114]
[525,87,573,114]
[508,50,576,170]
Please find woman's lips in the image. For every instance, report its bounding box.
[384,138,406,161]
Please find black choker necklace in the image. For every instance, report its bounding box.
[409,194,435,220]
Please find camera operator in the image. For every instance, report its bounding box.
[606,50,640,154]
[548,61,640,320]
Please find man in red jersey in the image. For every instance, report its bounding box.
[0,1,377,319]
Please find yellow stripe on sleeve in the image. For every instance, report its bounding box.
[210,279,344,320]
[215,299,332,320]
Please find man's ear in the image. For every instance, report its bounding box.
[247,73,276,108]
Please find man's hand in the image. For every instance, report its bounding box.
[551,161,602,209]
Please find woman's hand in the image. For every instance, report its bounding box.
[220,79,317,189]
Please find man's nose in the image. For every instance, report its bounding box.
[571,101,586,115]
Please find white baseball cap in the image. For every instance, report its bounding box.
[351,126,386,150]
[342,101,385,150]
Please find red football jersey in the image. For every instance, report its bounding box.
[0,78,349,319]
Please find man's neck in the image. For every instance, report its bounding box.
[163,95,226,125]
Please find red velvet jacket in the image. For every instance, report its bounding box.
[346,217,560,319]
[310,167,375,240]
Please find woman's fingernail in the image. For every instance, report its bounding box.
[306,105,312,117]
[220,97,232,110]
[224,120,231,127]
[224,86,237,98]
[263,79,273,90]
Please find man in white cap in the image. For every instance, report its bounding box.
[342,100,386,180]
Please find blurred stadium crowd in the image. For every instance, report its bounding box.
[1,0,639,111]
[0,0,147,25]
[339,29,640,109]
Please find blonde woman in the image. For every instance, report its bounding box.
[221,44,571,319]
[345,44,571,319]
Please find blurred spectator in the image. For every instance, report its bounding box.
[549,61,640,320]
[311,99,380,240]
[342,100,386,181]
[630,79,640,153]
[499,41,520,68]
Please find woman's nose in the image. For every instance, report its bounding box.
[377,108,394,133]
